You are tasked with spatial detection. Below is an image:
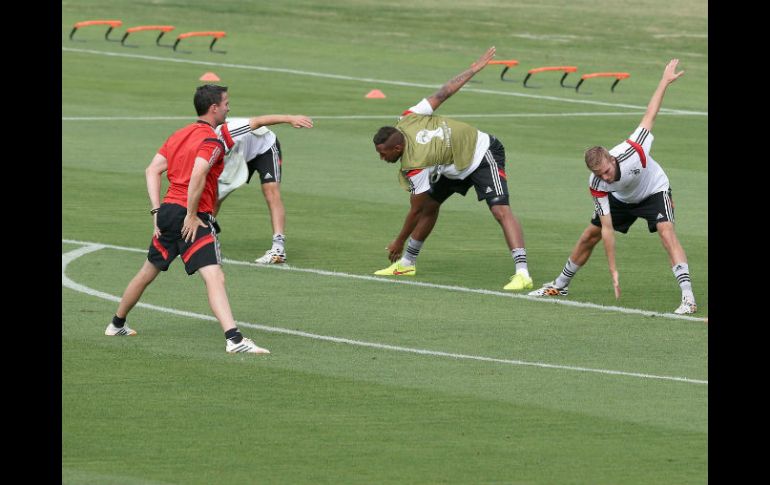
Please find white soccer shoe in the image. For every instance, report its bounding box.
[105,322,137,336]
[527,281,569,297]
[255,248,286,264]
[226,337,270,354]
[674,295,697,314]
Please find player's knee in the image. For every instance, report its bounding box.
[262,183,281,199]
[580,227,602,245]
[657,222,680,245]
[656,221,675,234]
[199,264,226,285]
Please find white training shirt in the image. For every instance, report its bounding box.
[403,99,491,195]
[589,126,670,215]
[215,117,276,199]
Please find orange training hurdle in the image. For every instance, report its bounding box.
[575,72,630,92]
[69,20,123,41]
[120,25,176,46]
[523,66,578,88]
[488,60,519,81]
[172,31,226,52]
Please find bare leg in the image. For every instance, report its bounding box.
[410,196,441,241]
[534,224,603,291]
[116,260,162,318]
[656,221,688,266]
[260,182,285,236]
[568,224,603,266]
[197,264,237,332]
[489,204,525,250]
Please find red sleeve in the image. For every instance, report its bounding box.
[197,138,225,166]
[158,140,169,158]
[401,109,414,116]
[406,169,423,178]
[219,124,234,150]
[589,188,608,198]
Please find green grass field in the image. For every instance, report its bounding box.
[62,1,707,483]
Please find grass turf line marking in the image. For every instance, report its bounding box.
[62,243,707,385]
[62,47,706,116]
[63,238,705,322]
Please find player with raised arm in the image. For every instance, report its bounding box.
[529,59,697,314]
[372,47,534,291]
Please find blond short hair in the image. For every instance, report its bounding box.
[584,146,611,170]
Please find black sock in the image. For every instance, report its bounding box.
[225,328,243,343]
[112,315,126,328]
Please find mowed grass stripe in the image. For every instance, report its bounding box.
[63,238,705,323]
[62,47,706,115]
[63,242,706,385]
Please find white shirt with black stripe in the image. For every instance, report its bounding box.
[589,126,670,215]
[215,118,277,198]
[216,117,276,158]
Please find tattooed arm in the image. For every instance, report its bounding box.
[425,46,496,111]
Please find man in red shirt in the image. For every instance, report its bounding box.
[105,84,270,354]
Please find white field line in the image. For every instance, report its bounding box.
[62,112,658,122]
[62,242,707,385]
[62,47,707,116]
[62,238,704,323]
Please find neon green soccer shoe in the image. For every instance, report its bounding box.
[503,273,533,291]
[373,261,416,276]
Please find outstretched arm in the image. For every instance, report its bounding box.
[246,115,313,130]
[425,46,496,111]
[639,59,684,132]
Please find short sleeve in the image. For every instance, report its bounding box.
[628,126,654,153]
[197,138,226,166]
[404,168,431,195]
[402,98,434,117]
[217,118,253,150]
[589,174,610,215]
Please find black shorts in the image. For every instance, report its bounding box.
[246,139,282,184]
[591,189,675,233]
[428,135,510,207]
[147,203,222,275]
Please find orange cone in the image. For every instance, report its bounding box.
[365,89,386,99]
[199,72,221,82]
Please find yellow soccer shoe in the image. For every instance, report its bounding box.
[503,273,533,291]
[373,261,416,276]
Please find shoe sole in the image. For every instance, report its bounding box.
[527,287,568,296]
[503,284,534,291]
[255,258,286,264]
[674,308,697,315]
[105,330,137,336]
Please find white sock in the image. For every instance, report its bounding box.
[399,238,423,266]
[272,234,285,252]
[554,258,581,288]
[511,248,529,278]
[672,262,694,300]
